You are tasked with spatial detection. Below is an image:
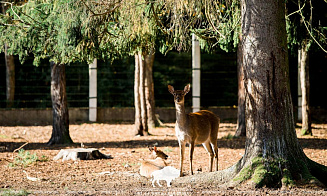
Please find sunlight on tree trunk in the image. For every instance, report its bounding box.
[139,52,149,135]
[134,53,143,135]
[134,52,149,136]
[299,40,312,136]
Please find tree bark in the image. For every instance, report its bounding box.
[47,62,73,146]
[144,49,158,128]
[173,0,327,188]
[134,52,149,136]
[139,52,149,135]
[231,0,327,187]
[299,40,312,136]
[134,53,143,135]
[2,5,15,108]
[4,44,15,108]
[235,43,246,137]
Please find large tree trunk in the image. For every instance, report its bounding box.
[134,52,149,136]
[235,43,246,137]
[299,40,312,136]
[47,62,73,146]
[174,0,327,188]
[231,0,326,187]
[144,49,158,129]
[4,44,15,108]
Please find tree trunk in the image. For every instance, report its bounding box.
[134,53,143,135]
[2,5,15,108]
[235,43,246,137]
[173,0,327,188]
[139,52,149,135]
[4,44,15,108]
[144,49,158,128]
[47,62,73,146]
[229,0,327,187]
[134,52,149,136]
[299,40,312,136]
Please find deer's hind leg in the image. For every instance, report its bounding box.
[210,124,219,171]
[210,141,218,171]
[202,141,214,172]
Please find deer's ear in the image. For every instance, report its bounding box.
[168,85,174,94]
[184,84,190,94]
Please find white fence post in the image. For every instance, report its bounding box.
[89,59,97,122]
[192,34,201,113]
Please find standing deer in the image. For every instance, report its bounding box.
[168,84,220,176]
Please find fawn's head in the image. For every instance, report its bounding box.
[168,84,190,104]
[148,146,168,160]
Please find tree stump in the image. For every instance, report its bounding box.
[53,148,112,161]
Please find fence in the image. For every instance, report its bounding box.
[0,51,238,109]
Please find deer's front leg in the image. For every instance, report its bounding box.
[179,141,185,177]
[189,141,195,175]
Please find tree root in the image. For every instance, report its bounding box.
[172,156,327,189]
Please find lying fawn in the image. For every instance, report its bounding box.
[168,84,220,176]
[139,146,169,178]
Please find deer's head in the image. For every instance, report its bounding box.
[148,146,168,160]
[168,84,190,104]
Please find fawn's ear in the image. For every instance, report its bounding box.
[184,84,190,94]
[168,85,175,94]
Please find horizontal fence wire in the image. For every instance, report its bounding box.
[1,50,327,109]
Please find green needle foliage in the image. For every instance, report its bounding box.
[0,0,120,65]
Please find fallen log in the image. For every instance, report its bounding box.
[53,148,112,161]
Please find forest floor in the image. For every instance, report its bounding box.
[0,122,327,195]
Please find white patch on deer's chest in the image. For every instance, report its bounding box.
[175,124,191,143]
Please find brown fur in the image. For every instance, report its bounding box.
[168,84,220,176]
[139,146,168,178]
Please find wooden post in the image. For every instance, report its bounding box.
[89,59,97,122]
[192,34,201,113]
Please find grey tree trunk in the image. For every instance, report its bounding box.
[299,40,312,136]
[47,62,73,145]
[235,43,246,137]
[144,49,157,128]
[4,44,15,108]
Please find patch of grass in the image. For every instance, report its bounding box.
[222,133,238,139]
[0,188,30,196]
[0,134,9,139]
[8,149,48,168]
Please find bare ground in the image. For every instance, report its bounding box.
[0,122,327,195]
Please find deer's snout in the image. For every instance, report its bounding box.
[175,96,184,103]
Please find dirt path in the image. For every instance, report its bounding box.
[1,123,327,195]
